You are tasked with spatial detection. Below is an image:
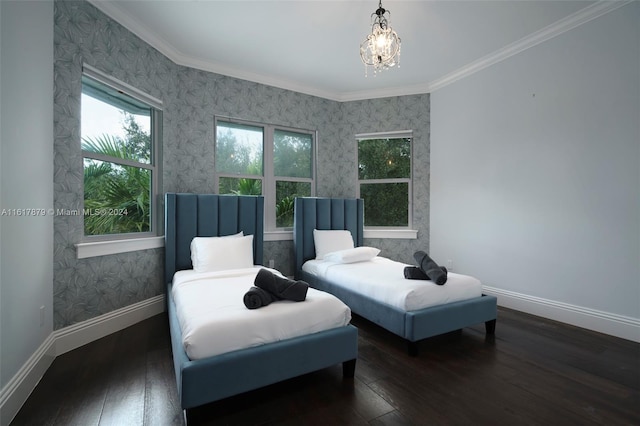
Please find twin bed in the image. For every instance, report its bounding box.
[165,193,357,413]
[293,197,497,355]
[165,193,497,414]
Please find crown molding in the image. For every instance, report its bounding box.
[337,81,433,102]
[88,0,344,101]
[88,0,632,101]
[170,50,342,101]
[428,0,633,92]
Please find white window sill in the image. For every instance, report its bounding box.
[364,229,418,239]
[76,236,164,259]
[264,231,293,242]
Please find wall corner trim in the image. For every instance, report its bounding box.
[0,295,166,425]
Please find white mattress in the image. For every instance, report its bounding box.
[302,257,482,311]
[172,267,352,360]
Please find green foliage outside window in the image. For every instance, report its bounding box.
[360,182,409,226]
[215,123,263,175]
[274,129,312,227]
[358,137,411,227]
[276,181,311,227]
[219,177,262,196]
[358,138,410,180]
[274,130,312,178]
[83,114,152,235]
[216,121,313,228]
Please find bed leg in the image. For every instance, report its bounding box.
[485,319,496,335]
[407,341,419,357]
[342,359,356,378]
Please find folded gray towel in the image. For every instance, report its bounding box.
[254,268,309,302]
[413,251,447,285]
[404,265,447,280]
[243,286,276,309]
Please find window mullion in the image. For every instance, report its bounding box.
[263,126,276,230]
[82,151,152,170]
[274,176,313,183]
[217,173,263,180]
[357,178,410,185]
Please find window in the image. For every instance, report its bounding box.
[81,66,162,239]
[215,121,264,195]
[357,131,412,228]
[215,118,315,230]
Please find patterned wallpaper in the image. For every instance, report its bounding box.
[338,97,431,265]
[53,0,430,328]
[54,0,177,329]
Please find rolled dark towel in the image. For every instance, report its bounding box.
[254,268,309,302]
[243,286,276,309]
[404,265,447,280]
[413,251,448,285]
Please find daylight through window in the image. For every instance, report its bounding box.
[81,69,162,238]
[215,118,315,230]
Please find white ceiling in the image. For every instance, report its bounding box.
[89,0,620,101]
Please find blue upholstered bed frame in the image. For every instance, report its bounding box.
[165,193,358,412]
[293,197,497,355]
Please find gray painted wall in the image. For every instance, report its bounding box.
[1,0,54,390]
[430,2,639,319]
[53,0,430,328]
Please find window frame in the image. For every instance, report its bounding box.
[214,116,316,233]
[356,130,414,232]
[79,64,163,245]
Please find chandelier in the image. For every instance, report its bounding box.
[359,0,402,76]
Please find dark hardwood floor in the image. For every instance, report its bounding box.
[11,307,639,425]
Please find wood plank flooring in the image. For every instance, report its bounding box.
[11,307,639,425]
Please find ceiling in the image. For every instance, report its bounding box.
[89,0,613,101]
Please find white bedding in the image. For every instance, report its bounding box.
[302,257,482,311]
[172,267,352,360]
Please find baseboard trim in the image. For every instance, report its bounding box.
[0,294,165,425]
[483,285,640,343]
[0,334,56,426]
[54,294,166,355]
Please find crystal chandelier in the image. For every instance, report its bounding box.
[359,0,402,77]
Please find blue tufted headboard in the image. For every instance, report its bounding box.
[293,197,364,278]
[164,193,264,284]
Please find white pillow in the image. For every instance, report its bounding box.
[324,247,380,264]
[313,229,354,259]
[191,234,254,272]
[190,231,243,262]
